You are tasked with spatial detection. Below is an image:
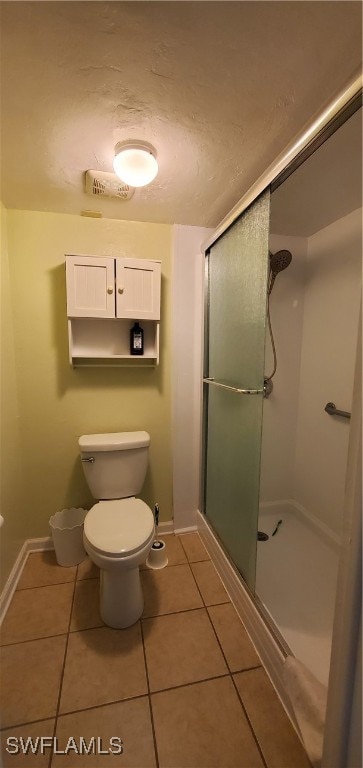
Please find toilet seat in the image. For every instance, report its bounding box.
[84,498,154,557]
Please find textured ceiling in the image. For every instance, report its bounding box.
[271,107,362,237]
[0,1,362,227]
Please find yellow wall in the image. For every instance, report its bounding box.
[6,210,173,546]
[0,203,26,589]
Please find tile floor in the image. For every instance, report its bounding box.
[0,533,311,767]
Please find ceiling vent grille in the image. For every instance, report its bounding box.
[85,170,135,200]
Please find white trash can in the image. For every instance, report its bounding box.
[49,507,87,567]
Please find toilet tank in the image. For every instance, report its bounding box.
[78,431,150,500]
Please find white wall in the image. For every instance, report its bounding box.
[260,209,361,538]
[259,234,307,503]
[293,208,361,535]
[172,225,211,530]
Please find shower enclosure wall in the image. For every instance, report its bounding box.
[258,106,362,687]
[257,207,361,686]
[200,92,362,756]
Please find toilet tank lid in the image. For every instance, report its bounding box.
[78,431,150,452]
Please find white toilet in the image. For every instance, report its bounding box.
[79,431,155,629]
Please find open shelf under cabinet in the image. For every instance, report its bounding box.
[68,318,159,367]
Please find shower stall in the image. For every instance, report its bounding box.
[201,88,362,756]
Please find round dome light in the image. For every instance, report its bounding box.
[113,141,158,187]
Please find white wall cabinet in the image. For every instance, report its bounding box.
[65,254,161,366]
[115,258,161,320]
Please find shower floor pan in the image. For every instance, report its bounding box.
[255,503,340,686]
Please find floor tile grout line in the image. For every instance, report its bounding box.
[205,601,268,767]
[15,579,77,593]
[0,602,230,651]
[187,553,269,768]
[141,559,209,576]
[177,534,193,562]
[15,557,216,588]
[1,581,76,647]
[15,673,272,729]
[149,672,231,697]
[4,540,265,764]
[177,531,210,565]
[187,562,236,679]
[0,716,56,733]
[154,556,210,568]
[37,673,235,722]
[140,619,160,768]
[38,692,154,722]
[1,581,105,647]
[48,572,78,768]
[142,601,230,621]
[204,608,264,679]
[232,663,263,674]
[187,554,219,612]
[2,669,244,733]
[74,576,100,585]
[142,605,204,621]
[76,575,100,581]
[187,557,230,609]
[140,560,188,571]
[0,673,239,733]
[69,622,105,634]
[0,653,265,729]
[230,674,269,768]
[0,631,70,649]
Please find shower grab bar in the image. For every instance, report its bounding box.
[203,378,263,395]
[324,402,351,420]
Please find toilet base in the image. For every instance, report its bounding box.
[99,566,143,629]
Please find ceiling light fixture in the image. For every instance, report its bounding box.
[113,141,158,187]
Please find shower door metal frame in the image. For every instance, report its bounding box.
[201,251,210,526]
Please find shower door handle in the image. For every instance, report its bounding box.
[203,378,263,395]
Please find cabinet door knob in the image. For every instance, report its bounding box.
[107,287,113,294]
[118,287,124,294]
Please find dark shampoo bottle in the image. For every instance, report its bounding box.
[130,322,144,355]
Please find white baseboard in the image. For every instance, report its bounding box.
[157,520,199,536]
[155,521,197,536]
[196,510,297,726]
[0,537,54,625]
[174,524,198,535]
[28,536,54,553]
[157,520,175,535]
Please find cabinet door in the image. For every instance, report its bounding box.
[116,258,161,320]
[66,255,115,318]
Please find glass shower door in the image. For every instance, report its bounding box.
[203,190,270,590]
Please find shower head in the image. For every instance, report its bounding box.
[265,248,293,390]
[268,250,292,294]
[270,250,292,274]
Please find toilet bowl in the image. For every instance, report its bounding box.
[79,431,154,629]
